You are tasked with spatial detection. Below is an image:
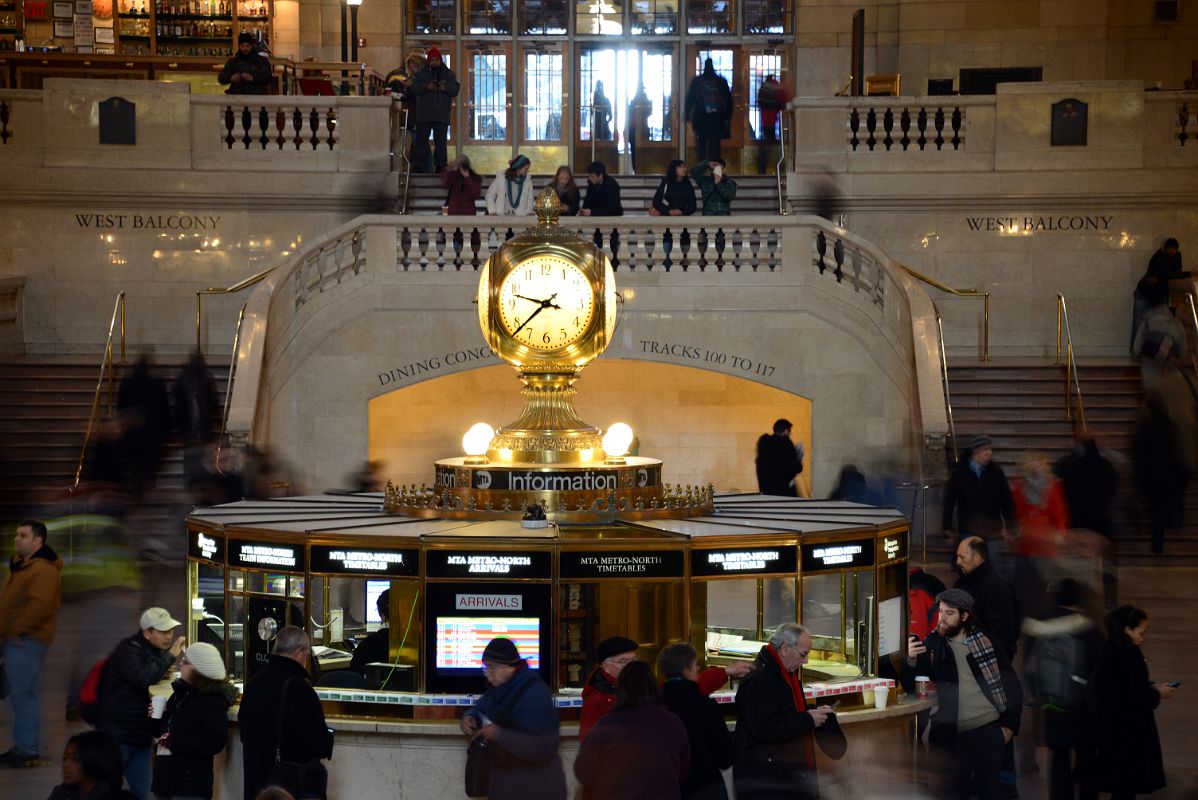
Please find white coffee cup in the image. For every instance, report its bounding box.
[874,686,889,710]
[150,694,168,719]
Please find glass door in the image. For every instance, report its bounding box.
[519,43,568,176]
[464,42,513,177]
[686,46,741,171]
[747,47,787,175]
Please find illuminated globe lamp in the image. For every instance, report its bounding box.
[393,187,713,521]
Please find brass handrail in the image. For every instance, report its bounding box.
[195,267,274,352]
[899,264,990,361]
[775,107,788,214]
[932,300,958,465]
[1055,294,1088,435]
[1184,293,1198,378]
[73,292,126,489]
[215,304,246,475]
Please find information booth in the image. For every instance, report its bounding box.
[184,494,912,714]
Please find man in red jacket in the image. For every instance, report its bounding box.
[579,636,752,741]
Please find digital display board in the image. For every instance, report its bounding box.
[435,617,541,669]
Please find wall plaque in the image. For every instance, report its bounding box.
[1051,98,1087,147]
[99,97,135,145]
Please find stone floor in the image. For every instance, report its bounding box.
[2,565,1196,799]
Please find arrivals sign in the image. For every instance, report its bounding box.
[310,545,418,576]
[426,549,552,579]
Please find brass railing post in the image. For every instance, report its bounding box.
[75,291,127,489]
[899,263,990,362]
[1185,293,1198,377]
[195,267,275,355]
[195,291,202,352]
[1056,294,1088,435]
[215,304,246,475]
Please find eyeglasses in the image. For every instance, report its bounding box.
[604,655,638,668]
[481,663,510,673]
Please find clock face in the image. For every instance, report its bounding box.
[497,255,595,352]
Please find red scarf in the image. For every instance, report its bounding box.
[766,644,816,765]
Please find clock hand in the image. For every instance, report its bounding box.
[543,293,561,310]
[514,294,545,304]
[511,305,545,337]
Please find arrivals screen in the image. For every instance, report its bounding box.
[365,579,389,627]
[435,617,541,669]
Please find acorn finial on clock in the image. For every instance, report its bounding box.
[534,186,562,226]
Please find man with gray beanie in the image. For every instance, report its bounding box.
[942,434,1015,574]
[903,589,1022,800]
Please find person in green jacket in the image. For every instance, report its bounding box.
[692,159,737,216]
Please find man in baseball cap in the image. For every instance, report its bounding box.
[96,607,185,798]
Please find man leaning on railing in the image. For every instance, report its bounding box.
[219,33,272,95]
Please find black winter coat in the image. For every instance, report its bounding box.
[954,560,1021,660]
[575,704,690,800]
[901,629,1023,735]
[410,63,460,124]
[150,678,237,799]
[237,655,334,800]
[97,632,177,746]
[1054,440,1118,537]
[755,435,801,497]
[582,176,624,216]
[733,648,846,799]
[942,460,1015,538]
[46,780,139,800]
[662,678,733,800]
[1094,641,1166,795]
[1135,248,1187,307]
[217,51,272,95]
[652,177,697,216]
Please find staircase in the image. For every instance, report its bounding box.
[941,359,1198,565]
[0,357,229,529]
[404,172,785,216]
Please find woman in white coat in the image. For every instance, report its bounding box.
[485,154,535,215]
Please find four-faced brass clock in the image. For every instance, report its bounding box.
[496,255,595,352]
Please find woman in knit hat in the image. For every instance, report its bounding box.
[485,154,535,215]
[150,642,238,800]
[458,637,566,799]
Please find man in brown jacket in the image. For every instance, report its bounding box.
[0,519,63,768]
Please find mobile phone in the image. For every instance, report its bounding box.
[828,699,841,710]
[1165,680,1181,688]
[713,165,723,177]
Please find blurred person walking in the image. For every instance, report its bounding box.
[755,75,788,175]
[1133,365,1197,555]
[1011,452,1070,621]
[904,589,1023,800]
[150,642,237,800]
[116,353,172,497]
[943,435,1016,576]
[659,643,735,800]
[172,351,219,490]
[1021,579,1102,800]
[1093,605,1175,799]
[237,627,334,800]
[47,730,138,800]
[458,637,566,800]
[591,81,613,141]
[0,519,63,768]
[1054,435,1119,607]
[575,660,690,800]
[755,419,803,497]
[733,623,846,799]
[1130,237,1185,355]
[97,608,187,800]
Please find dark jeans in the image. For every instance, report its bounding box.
[930,721,1004,800]
[696,127,723,162]
[412,121,449,172]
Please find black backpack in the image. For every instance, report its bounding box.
[700,76,728,115]
[1029,629,1090,713]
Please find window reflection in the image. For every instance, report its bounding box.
[465,0,511,34]
[469,50,508,141]
[406,0,455,34]
[687,0,733,34]
[575,0,623,35]
[525,50,564,141]
[629,0,677,34]
[748,52,783,140]
[743,0,788,33]
[521,0,568,34]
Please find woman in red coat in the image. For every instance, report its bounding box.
[1012,451,1069,619]
[441,154,482,215]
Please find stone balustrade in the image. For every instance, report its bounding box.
[219,100,340,151]
[847,103,966,152]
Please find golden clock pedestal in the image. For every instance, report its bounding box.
[386,188,711,521]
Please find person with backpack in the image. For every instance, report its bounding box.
[150,642,237,800]
[459,637,565,800]
[685,58,732,162]
[96,608,186,800]
[1021,579,1103,800]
